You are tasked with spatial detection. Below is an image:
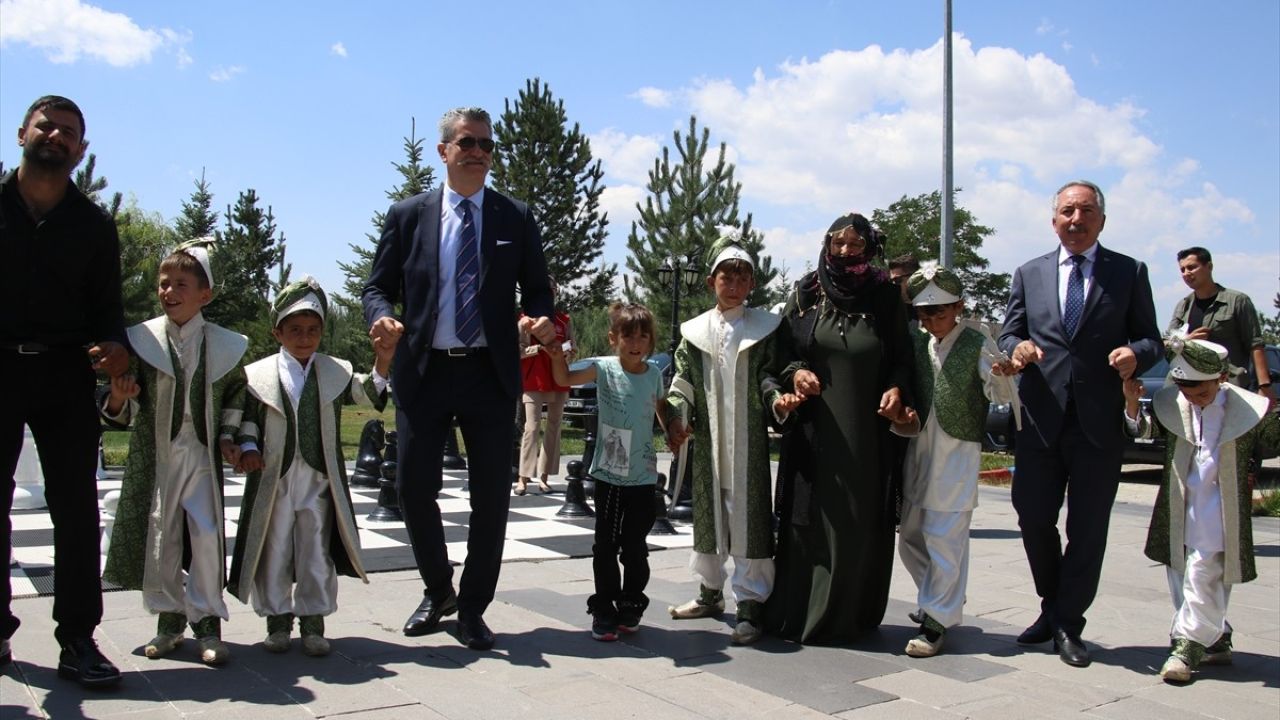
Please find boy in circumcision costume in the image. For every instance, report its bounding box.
[891,264,1016,658]
[229,277,391,656]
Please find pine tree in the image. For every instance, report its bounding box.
[871,190,1011,321]
[332,119,437,371]
[624,116,777,353]
[490,77,615,311]
[173,169,219,240]
[73,153,122,218]
[115,200,177,325]
[205,188,286,359]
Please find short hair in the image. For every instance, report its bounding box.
[22,95,86,138]
[1052,180,1106,215]
[439,107,492,142]
[1176,246,1212,265]
[607,302,656,357]
[888,254,920,274]
[159,250,211,289]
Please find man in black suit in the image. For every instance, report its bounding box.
[363,107,554,650]
[1000,180,1161,667]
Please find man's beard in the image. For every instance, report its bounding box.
[22,139,76,174]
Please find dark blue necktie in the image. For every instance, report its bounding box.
[1063,254,1085,336]
[455,199,482,346]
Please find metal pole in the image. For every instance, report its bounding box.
[941,0,955,269]
[669,259,682,357]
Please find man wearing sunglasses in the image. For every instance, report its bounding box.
[364,106,555,651]
[999,180,1161,668]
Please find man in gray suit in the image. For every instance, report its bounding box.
[1000,180,1161,667]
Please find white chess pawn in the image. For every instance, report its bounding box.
[12,424,46,511]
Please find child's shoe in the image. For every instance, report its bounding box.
[144,612,186,658]
[730,600,764,645]
[191,616,229,666]
[668,585,725,619]
[299,615,330,657]
[616,598,647,635]
[1202,631,1233,666]
[264,614,293,653]
[1160,638,1205,683]
[590,611,618,642]
[904,615,947,658]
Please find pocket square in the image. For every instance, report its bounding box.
[496,240,513,246]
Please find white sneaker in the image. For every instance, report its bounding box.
[1160,655,1192,683]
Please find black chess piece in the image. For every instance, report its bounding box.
[667,437,694,523]
[555,460,593,518]
[443,420,467,470]
[649,473,678,535]
[368,430,403,522]
[351,419,386,487]
[580,410,597,499]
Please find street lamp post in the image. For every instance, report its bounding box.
[657,253,702,523]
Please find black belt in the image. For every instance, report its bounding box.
[2,342,58,355]
[431,347,488,358]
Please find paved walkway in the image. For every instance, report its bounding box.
[3,464,1277,719]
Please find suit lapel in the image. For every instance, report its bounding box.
[1078,244,1110,332]
[420,188,443,294]
[480,191,499,286]
[1035,251,1067,342]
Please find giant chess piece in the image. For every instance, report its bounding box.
[649,472,678,536]
[580,409,598,499]
[443,420,467,470]
[368,430,402,522]
[350,418,386,487]
[667,436,694,523]
[555,460,593,518]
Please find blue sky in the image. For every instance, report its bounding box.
[2,0,1277,328]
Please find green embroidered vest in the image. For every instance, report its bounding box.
[168,338,209,444]
[911,326,988,443]
[280,368,325,475]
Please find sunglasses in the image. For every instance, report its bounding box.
[917,304,954,317]
[452,136,496,153]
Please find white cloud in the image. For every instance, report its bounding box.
[0,0,189,67]
[616,34,1270,325]
[1061,41,1073,52]
[631,87,672,108]
[209,65,245,83]
[331,41,347,58]
[1036,19,1055,36]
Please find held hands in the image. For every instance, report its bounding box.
[1108,346,1138,380]
[89,341,129,378]
[105,373,140,415]
[773,392,806,416]
[877,386,903,421]
[665,416,692,451]
[1122,376,1143,418]
[369,316,405,351]
[219,438,241,468]
[793,369,822,397]
[990,358,1018,377]
[1009,340,1044,371]
[525,316,556,345]
[885,405,919,432]
[237,450,264,474]
[371,328,396,376]
[1185,327,1212,341]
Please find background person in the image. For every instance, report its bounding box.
[516,279,575,495]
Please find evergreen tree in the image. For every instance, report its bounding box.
[205,188,286,359]
[624,116,777,353]
[333,118,437,371]
[73,153,122,218]
[490,77,615,311]
[173,169,219,240]
[872,190,1011,321]
[114,200,177,325]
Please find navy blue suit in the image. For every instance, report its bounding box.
[999,243,1160,636]
[363,186,552,615]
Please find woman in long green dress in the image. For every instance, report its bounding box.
[766,213,914,644]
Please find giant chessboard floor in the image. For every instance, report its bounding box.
[8,466,693,599]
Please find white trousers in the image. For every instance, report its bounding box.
[142,425,228,621]
[689,486,774,604]
[1166,548,1231,648]
[251,460,338,617]
[897,502,972,628]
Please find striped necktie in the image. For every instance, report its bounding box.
[1063,254,1085,336]
[455,199,482,346]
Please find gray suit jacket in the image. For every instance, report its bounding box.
[999,244,1161,450]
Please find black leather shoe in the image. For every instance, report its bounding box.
[455,613,495,650]
[402,592,458,637]
[1053,628,1090,667]
[1017,615,1053,645]
[57,637,122,688]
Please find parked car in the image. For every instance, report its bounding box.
[1121,356,1172,464]
[563,352,673,429]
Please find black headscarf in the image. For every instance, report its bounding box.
[797,212,888,314]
